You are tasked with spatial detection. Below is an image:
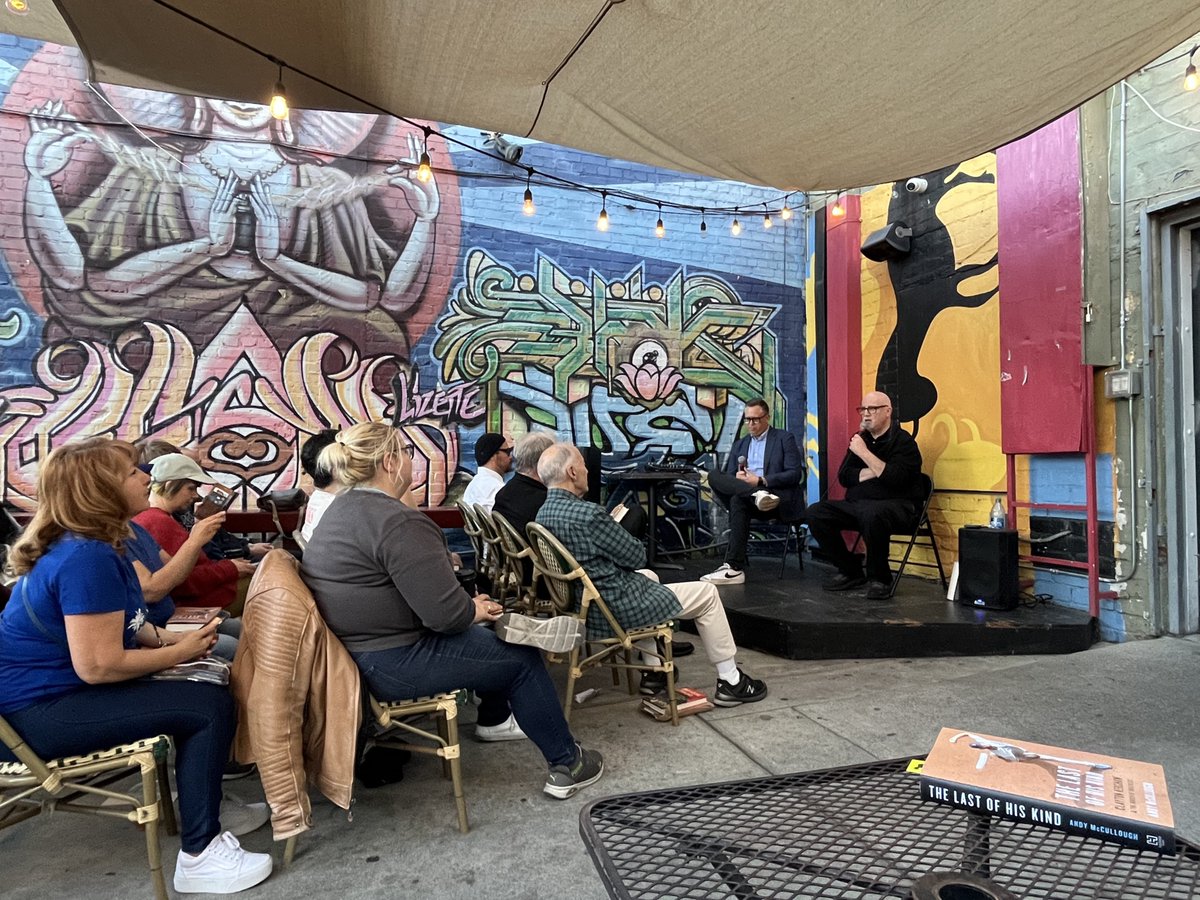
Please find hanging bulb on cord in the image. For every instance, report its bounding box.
[830,193,846,218]
[597,192,609,232]
[416,128,432,183]
[1186,63,1199,91]
[731,214,742,236]
[269,63,289,120]
[655,203,665,238]
[780,195,793,220]
[522,168,535,216]
[699,208,707,234]
[763,205,772,229]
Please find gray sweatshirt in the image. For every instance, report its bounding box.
[300,488,474,652]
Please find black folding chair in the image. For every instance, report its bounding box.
[852,473,946,597]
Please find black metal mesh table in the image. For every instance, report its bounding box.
[580,758,1200,899]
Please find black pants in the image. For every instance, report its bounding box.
[806,498,915,583]
[708,469,779,570]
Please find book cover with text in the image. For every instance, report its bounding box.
[919,727,1174,854]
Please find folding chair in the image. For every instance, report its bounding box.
[851,473,947,597]
[0,717,177,900]
[524,523,679,725]
[776,518,809,578]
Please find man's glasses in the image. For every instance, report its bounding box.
[743,414,767,423]
[499,446,514,455]
[855,405,889,415]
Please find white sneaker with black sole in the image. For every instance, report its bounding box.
[700,563,745,585]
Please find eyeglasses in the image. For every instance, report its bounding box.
[855,405,890,414]
[498,446,514,455]
[398,443,415,458]
[743,414,767,423]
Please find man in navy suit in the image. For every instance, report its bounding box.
[701,398,805,585]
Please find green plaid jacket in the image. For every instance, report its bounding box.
[535,489,682,639]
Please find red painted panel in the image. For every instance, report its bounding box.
[996,114,1087,453]
[824,198,863,499]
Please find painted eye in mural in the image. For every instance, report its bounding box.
[631,339,669,369]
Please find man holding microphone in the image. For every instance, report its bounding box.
[805,391,924,600]
[701,398,805,585]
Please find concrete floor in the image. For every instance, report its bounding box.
[3,634,1199,898]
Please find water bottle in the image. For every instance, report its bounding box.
[989,498,1006,529]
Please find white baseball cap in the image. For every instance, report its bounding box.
[150,453,217,485]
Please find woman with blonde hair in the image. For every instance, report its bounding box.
[0,438,272,894]
[301,422,603,799]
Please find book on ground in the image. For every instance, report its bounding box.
[919,726,1174,854]
[640,686,713,722]
[165,606,227,632]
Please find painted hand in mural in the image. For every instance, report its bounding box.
[385,133,441,222]
[24,101,89,180]
[207,173,240,258]
[246,175,281,262]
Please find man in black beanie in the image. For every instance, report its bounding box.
[462,432,513,511]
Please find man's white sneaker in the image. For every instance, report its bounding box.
[700,564,745,585]
[174,831,272,894]
[475,713,528,742]
[752,490,781,512]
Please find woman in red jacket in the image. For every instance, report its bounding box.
[133,454,255,611]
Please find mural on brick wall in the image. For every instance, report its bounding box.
[859,153,1005,491]
[0,40,800,510]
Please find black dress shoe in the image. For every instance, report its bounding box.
[659,636,695,657]
[865,581,893,600]
[822,573,867,592]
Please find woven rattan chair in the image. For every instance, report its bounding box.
[524,522,679,725]
[486,510,539,613]
[456,501,492,587]
[0,716,177,899]
[472,506,510,596]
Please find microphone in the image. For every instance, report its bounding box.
[737,455,747,472]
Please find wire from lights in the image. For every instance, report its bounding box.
[1185,45,1199,91]
[522,167,535,216]
[655,203,665,238]
[268,60,288,121]
[416,127,432,182]
[597,191,609,231]
[730,211,741,236]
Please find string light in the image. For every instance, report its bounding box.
[1186,46,1199,91]
[830,192,845,218]
[762,204,772,229]
[655,203,665,238]
[597,191,609,231]
[269,62,288,121]
[416,127,432,183]
[700,208,707,233]
[780,195,793,220]
[731,211,742,236]
[522,167,535,216]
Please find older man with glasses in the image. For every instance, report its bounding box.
[701,397,805,585]
[805,390,924,600]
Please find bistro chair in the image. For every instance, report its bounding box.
[524,522,679,725]
[456,501,491,589]
[488,510,540,613]
[0,716,177,899]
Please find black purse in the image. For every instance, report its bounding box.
[256,489,308,535]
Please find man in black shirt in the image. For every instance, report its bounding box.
[807,391,924,600]
[492,431,555,534]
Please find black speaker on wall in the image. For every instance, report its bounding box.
[957,526,1019,610]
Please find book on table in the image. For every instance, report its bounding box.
[165,606,227,632]
[640,686,713,722]
[918,726,1174,854]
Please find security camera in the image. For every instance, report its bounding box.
[904,177,929,194]
[482,132,524,165]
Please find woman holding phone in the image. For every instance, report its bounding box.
[0,438,272,893]
[133,454,256,612]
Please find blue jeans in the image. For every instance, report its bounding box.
[1,681,235,853]
[353,625,577,768]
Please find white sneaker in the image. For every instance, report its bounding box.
[700,563,745,585]
[174,831,273,894]
[752,490,780,512]
[475,713,528,742]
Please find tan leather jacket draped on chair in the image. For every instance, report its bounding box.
[231,549,361,840]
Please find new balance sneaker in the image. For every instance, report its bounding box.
[713,670,768,707]
[700,563,745,585]
[475,713,528,742]
[638,666,680,696]
[495,613,585,653]
[543,745,604,799]
[174,831,273,894]
[752,490,781,512]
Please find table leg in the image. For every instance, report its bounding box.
[647,481,683,571]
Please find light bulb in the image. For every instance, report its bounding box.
[830,197,845,218]
[731,218,742,236]
[780,205,793,220]
[269,82,288,120]
[597,207,609,231]
[522,188,535,216]
[655,217,665,238]
[700,219,707,233]
[763,212,772,229]
[416,151,432,183]
[1186,64,1199,91]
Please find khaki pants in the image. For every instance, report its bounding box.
[638,570,738,665]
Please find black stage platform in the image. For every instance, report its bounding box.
[661,555,1096,660]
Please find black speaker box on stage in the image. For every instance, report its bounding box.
[957,526,1019,610]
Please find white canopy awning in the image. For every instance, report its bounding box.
[11,0,1200,189]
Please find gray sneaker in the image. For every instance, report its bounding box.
[544,745,604,799]
[495,613,585,653]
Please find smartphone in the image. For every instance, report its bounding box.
[195,485,235,520]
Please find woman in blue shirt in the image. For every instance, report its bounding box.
[0,438,272,895]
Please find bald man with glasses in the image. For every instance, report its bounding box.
[806,390,924,600]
